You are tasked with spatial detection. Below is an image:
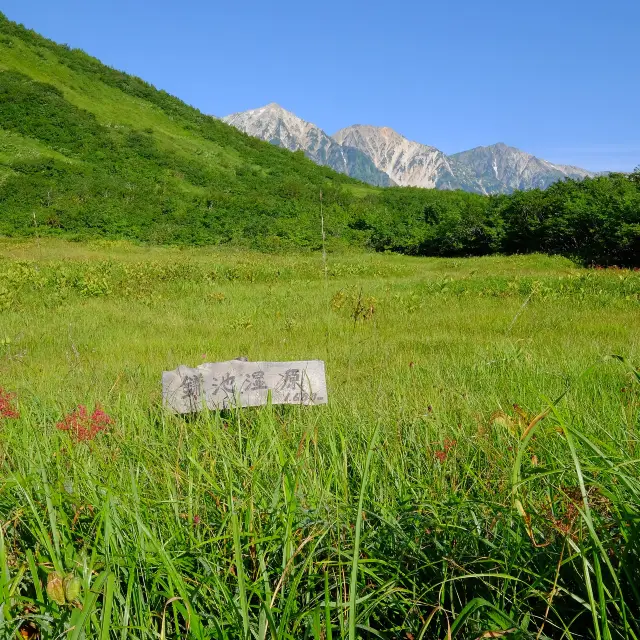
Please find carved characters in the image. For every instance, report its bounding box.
[163,360,327,414]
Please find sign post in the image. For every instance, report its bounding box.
[162,359,327,414]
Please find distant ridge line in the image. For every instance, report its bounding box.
[225,104,595,193]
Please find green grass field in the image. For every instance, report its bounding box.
[1,239,639,638]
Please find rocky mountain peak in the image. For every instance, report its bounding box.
[222,105,394,187]
[222,106,593,193]
[450,143,594,192]
[333,125,454,188]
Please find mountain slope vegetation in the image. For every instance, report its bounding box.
[0,13,368,247]
[0,12,639,265]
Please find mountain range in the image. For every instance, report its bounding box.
[223,104,594,194]
[223,104,394,187]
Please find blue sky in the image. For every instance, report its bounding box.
[2,0,639,171]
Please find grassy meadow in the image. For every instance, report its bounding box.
[1,238,640,638]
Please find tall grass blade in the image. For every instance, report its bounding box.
[101,573,116,640]
[348,425,380,640]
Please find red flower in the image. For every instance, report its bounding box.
[0,388,19,420]
[434,450,447,463]
[443,438,457,452]
[56,404,113,441]
[434,438,457,463]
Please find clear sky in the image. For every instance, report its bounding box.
[2,0,639,171]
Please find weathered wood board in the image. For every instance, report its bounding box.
[162,359,327,414]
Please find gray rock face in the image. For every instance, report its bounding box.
[450,143,595,193]
[222,104,394,187]
[334,127,595,194]
[222,104,594,193]
[333,125,456,189]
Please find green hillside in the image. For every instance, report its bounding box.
[0,13,370,247]
[0,13,639,265]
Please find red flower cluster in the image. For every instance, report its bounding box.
[56,405,113,441]
[434,437,457,463]
[0,388,19,420]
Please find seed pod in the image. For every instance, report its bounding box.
[64,573,82,602]
[47,571,66,605]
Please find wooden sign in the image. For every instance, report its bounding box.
[162,359,327,414]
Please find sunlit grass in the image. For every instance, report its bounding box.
[0,239,639,638]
